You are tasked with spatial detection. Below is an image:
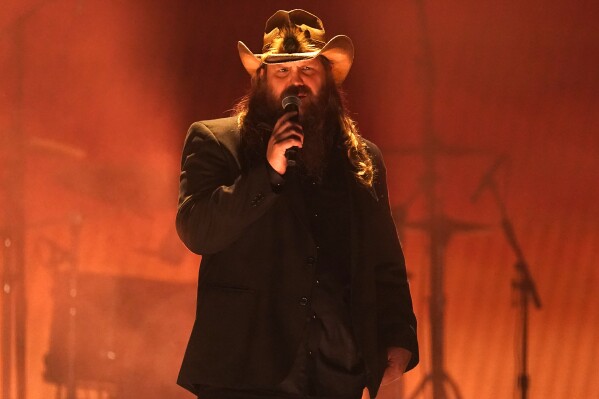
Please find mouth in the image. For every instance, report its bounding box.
[282,86,311,100]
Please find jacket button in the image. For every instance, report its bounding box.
[306,256,315,265]
[299,297,308,306]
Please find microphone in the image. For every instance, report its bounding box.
[470,155,507,203]
[281,95,301,167]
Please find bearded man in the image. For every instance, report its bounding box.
[176,9,419,399]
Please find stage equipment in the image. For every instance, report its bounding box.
[390,1,493,398]
[470,167,542,399]
[1,4,86,396]
[44,272,195,399]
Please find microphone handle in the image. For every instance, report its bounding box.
[283,102,300,167]
[285,146,299,166]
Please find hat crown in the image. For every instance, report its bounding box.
[237,9,354,85]
[262,9,327,53]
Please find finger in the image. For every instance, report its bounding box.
[273,124,303,139]
[273,119,302,137]
[270,122,304,143]
[273,132,303,147]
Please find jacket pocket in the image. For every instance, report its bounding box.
[185,284,257,386]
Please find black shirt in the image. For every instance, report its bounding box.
[275,149,365,398]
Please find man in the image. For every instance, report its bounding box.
[176,9,418,399]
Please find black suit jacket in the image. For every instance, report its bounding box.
[176,117,418,397]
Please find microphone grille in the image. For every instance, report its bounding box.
[281,95,301,109]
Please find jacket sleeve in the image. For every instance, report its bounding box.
[176,121,279,255]
[369,143,419,372]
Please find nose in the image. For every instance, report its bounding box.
[289,68,304,86]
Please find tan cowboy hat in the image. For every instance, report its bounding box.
[238,9,354,85]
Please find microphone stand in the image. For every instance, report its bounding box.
[482,174,542,399]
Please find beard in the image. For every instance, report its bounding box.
[239,78,340,180]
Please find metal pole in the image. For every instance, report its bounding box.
[407,2,466,398]
[66,215,82,399]
[1,234,14,399]
[517,266,530,399]
[486,178,541,399]
[1,4,67,397]
[1,17,29,399]
[416,0,449,395]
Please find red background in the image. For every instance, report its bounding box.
[1,0,598,398]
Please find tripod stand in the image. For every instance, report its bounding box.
[396,1,493,397]
[401,190,488,399]
[403,215,476,399]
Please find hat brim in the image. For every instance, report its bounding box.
[238,35,354,85]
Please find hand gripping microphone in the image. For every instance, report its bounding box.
[281,95,301,167]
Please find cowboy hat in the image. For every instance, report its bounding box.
[238,9,354,84]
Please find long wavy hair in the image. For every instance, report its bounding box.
[234,56,374,188]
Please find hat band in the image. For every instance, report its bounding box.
[261,51,320,63]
